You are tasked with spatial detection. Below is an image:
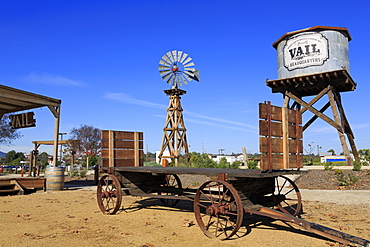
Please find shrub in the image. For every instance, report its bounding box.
[337,172,360,186]
[334,169,343,175]
[352,161,362,171]
[324,162,334,171]
[69,170,87,179]
[247,160,258,169]
[144,161,161,167]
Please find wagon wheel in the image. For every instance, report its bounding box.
[194,180,244,240]
[159,174,182,206]
[274,175,302,217]
[97,174,122,215]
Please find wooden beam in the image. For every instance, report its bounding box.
[300,85,331,114]
[332,89,359,162]
[0,92,60,107]
[328,90,352,166]
[285,92,343,133]
[302,102,331,131]
[32,140,74,145]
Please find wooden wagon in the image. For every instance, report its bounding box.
[96,167,370,247]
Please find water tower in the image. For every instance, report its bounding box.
[266,26,358,165]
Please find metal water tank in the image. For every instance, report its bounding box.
[273,26,351,79]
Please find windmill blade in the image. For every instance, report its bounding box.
[169,75,177,87]
[159,69,171,76]
[183,57,193,66]
[184,67,195,72]
[183,73,193,82]
[180,53,188,63]
[158,65,171,71]
[159,59,171,68]
[162,72,173,82]
[166,51,175,63]
[172,50,177,63]
[176,76,182,87]
[183,62,195,67]
[177,51,183,62]
[179,74,188,85]
[161,56,172,66]
[182,73,192,83]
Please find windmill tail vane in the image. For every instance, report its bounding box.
[158,50,199,88]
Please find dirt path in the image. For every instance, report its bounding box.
[1,187,369,247]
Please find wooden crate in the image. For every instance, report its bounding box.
[259,102,303,170]
[101,130,144,167]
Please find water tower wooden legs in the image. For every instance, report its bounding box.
[158,89,190,166]
[284,85,358,165]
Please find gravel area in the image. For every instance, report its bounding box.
[295,169,370,190]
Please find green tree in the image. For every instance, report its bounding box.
[190,152,200,164]
[327,149,336,155]
[11,157,21,166]
[0,114,22,146]
[217,157,230,168]
[358,149,370,164]
[38,152,50,167]
[4,150,17,164]
[88,155,99,167]
[231,161,242,169]
[3,150,25,164]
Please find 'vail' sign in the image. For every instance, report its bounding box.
[283,33,329,71]
[9,112,36,129]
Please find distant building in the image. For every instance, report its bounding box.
[320,154,353,163]
[210,155,238,164]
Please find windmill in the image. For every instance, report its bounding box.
[158,50,199,166]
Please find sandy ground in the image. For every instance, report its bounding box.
[1,185,370,247]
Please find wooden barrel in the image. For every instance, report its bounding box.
[45,166,65,191]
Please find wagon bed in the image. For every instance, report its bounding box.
[97,166,370,247]
[101,166,304,177]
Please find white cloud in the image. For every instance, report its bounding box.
[352,123,370,129]
[22,72,84,86]
[307,126,336,134]
[104,92,257,132]
[103,92,166,109]
[186,111,257,129]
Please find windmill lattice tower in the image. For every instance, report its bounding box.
[157,50,199,166]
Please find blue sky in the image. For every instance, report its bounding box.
[1,0,370,156]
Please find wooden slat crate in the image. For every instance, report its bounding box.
[101,130,144,167]
[259,102,303,170]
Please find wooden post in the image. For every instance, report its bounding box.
[134,132,140,167]
[29,150,34,177]
[94,164,99,185]
[267,101,272,171]
[49,105,61,167]
[282,96,290,168]
[328,89,352,166]
[109,130,114,167]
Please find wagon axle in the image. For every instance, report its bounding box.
[206,203,232,216]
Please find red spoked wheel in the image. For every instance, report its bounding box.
[194,180,244,240]
[97,174,122,215]
[159,174,182,206]
[274,175,302,217]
